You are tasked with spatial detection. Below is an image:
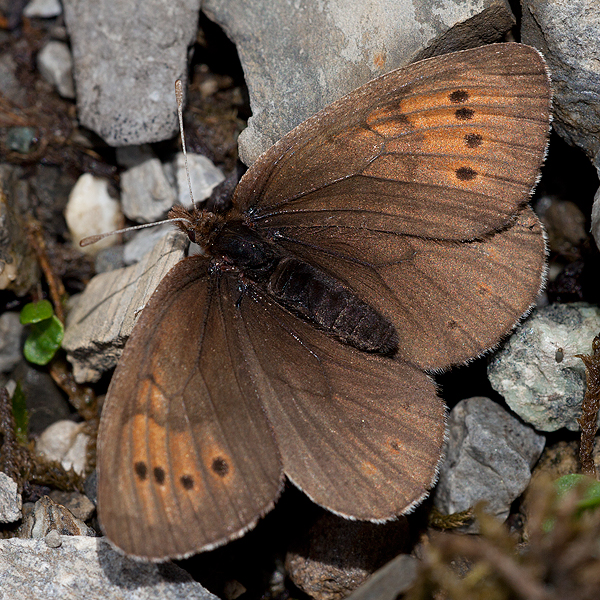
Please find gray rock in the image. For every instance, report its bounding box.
[433,397,545,530]
[0,472,22,523]
[18,496,95,539]
[37,40,75,99]
[123,224,174,265]
[203,0,515,164]
[172,152,224,207]
[117,145,177,223]
[24,0,62,18]
[62,0,201,146]
[592,186,600,252]
[12,362,72,435]
[0,312,23,373]
[286,512,409,600]
[0,536,218,600]
[62,230,187,383]
[488,303,600,432]
[346,554,419,600]
[522,0,600,167]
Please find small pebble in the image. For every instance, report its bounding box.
[117,145,176,223]
[0,472,22,523]
[5,127,37,154]
[37,40,75,99]
[433,397,545,531]
[23,0,63,18]
[173,152,224,207]
[45,529,62,548]
[36,420,90,476]
[64,173,124,255]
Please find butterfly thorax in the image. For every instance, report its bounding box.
[169,206,397,353]
[205,219,399,355]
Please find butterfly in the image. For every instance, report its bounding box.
[96,42,551,560]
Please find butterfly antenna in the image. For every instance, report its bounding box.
[79,217,193,247]
[80,81,196,249]
[175,79,196,209]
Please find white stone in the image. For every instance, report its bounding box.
[24,0,62,18]
[174,152,224,207]
[37,41,75,99]
[36,420,90,476]
[64,173,124,256]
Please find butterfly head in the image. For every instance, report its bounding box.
[168,205,226,251]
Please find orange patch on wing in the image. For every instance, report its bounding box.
[167,430,205,496]
[197,431,235,482]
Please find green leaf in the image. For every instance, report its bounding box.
[23,315,64,365]
[554,473,589,497]
[554,474,600,513]
[20,299,54,324]
[543,474,600,533]
[11,382,29,444]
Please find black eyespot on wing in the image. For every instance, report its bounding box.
[134,461,148,480]
[465,133,483,148]
[449,89,469,103]
[212,457,230,477]
[180,475,194,490]
[153,466,166,485]
[455,107,475,120]
[456,167,477,181]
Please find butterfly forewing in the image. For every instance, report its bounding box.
[97,257,284,560]
[235,43,550,241]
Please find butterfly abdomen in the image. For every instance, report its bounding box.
[267,257,399,354]
[212,221,398,355]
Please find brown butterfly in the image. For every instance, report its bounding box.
[97,43,551,560]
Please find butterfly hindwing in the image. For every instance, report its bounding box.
[226,276,445,519]
[269,207,546,370]
[97,257,284,560]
